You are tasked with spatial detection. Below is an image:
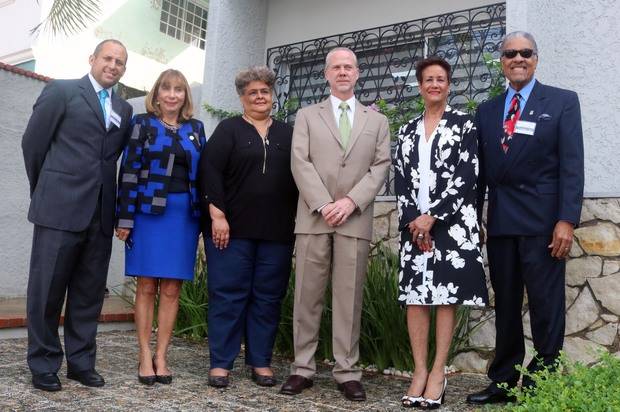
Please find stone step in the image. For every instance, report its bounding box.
[0,295,134,329]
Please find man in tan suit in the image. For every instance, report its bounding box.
[280,47,391,401]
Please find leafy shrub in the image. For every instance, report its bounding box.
[498,352,620,412]
[173,244,209,340]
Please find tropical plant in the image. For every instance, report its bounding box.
[174,241,209,340]
[32,0,101,36]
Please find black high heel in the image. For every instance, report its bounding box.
[153,356,173,384]
[138,362,156,386]
[420,378,447,409]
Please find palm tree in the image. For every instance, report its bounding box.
[32,0,101,36]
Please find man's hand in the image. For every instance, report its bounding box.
[116,228,131,241]
[209,204,230,249]
[322,197,356,227]
[548,220,574,259]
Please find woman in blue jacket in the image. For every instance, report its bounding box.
[116,69,206,386]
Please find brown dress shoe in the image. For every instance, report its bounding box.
[337,380,366,401]
[280,374,313,395]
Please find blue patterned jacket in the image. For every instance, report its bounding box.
[116,113,206,228]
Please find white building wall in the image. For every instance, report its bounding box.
[1,0,207,91]
[0,0,41,63]
[265,0,499,48]
[507,0,620,197]
[0,72,43,297]
[0,71,125,297]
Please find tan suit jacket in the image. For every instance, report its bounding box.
[291,98,391,240]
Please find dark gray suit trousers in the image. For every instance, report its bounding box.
[27,201,112,375]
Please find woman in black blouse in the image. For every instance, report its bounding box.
[198,66,298,388]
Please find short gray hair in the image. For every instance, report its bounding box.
[325,47,358,68]
[234,66,276,96]
[500,31,538,54]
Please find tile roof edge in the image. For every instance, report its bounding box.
[0,61,52,82]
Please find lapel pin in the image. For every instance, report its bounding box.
[529,110,534,115]
[190,135,194,140]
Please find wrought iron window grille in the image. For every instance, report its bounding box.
[267,3,505,198]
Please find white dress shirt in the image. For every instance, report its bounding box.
[330,94,356,128]
[416,119,436,214]
[88,73,113,129]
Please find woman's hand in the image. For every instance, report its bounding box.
[209,204,230,249]
[116,228,131,241]
[408,214,436,252]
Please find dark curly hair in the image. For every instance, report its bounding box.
[415,56,452,84]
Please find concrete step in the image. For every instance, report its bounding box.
[0,295,134,338]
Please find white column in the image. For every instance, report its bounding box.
[199,0,269,136]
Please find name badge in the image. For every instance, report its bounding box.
[514,120,536,135]
[109,109,122,128]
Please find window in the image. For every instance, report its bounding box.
[160,0,208,49]
[267,3,506,113]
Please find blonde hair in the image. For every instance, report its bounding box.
[325,47,358,69]
[145,69,194,122]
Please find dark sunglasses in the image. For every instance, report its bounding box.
[502,48,536,59]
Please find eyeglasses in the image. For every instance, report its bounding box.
[502,49,536,59]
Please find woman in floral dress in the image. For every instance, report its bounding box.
[394,56,488,409]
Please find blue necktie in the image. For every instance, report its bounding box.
[98,89,109,122]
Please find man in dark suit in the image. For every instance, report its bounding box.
[467,31,584,405]
[22,39,133,391]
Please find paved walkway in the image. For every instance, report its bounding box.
[0,331,491,411]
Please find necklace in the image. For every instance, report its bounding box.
[158,118,180,131]
[243,114,272,139]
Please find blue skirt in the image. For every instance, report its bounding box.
[125,192,199,281]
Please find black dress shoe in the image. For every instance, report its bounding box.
[251,369,277,387]
[156,374,173,384]
[138,374,156,386]
[280,375,313,395]
[32,373,62,392]
[337,380,366,401]
[466,383,516,404]
[67,369,105,387]
[208,375,229,388]
[138,362,156,386]
[152,357,172,384]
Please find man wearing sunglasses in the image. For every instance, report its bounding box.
[468,31,584,405]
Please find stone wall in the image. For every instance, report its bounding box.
[372,199,620,372]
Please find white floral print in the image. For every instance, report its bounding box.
[394,106,489,306]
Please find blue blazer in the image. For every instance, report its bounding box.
[476,81,584,236]
[117,114,206,228]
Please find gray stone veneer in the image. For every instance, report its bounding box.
[372,199,620,372]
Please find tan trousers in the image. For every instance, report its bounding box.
[291,233,370,383]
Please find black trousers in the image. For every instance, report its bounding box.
[26,204,112,375]
[486,235,565,386]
